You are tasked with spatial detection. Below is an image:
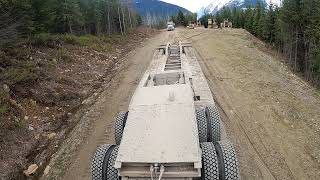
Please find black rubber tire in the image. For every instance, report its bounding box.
[196,107,208,143]
[206,105,221,142]
[105,146,119,179]
[92,144,119,180]
[200,141,239,180]
[114,111,128,145]
[201,142,219,180]
[218,141,239,180]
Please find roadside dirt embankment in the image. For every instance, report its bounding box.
[181,28,320,180]
[0,27,158,180]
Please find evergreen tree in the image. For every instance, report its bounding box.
[176,10,186,26]
[136,14,142,26]
[0,0,33,46]
[215,12,222,27]
[244,6,254,33]
[239,10,246,28]
[0,0,141,39]
[220,7,232,21]
[274,7,284,49]
[185,13,197,24]
[232,8,241,28]
[53,0,83,34]
[262,4,277,43]
[281,0,303,70]
[253,0,262,36]
[199,13,213,28]
[302,0,320,80]
[257,9,266,38]
[31,0,53,32]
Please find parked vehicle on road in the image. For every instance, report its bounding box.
[167,21,175,31]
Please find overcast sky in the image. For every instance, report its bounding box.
[160,0,212,12]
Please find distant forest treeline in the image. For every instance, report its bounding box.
[0,0,142,47]
[201,0,320,86]
[170,11,197,27]
[145,10,197,29]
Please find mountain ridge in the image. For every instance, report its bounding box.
[133,0,191,20]
[197,0,282,17]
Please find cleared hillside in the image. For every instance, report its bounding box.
[179,28,320,179]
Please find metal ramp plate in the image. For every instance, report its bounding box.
[116,85,201,165]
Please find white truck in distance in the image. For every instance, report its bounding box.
[91,42,240,180]
[167,21,175,31]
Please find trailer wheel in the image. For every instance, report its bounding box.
[91,144,119,180]
[200,141,239,180]
[115,111,128,145]
[205,105,221,142]
[201,142,219,180]
[217,141,239,180]
[196,107,208,143]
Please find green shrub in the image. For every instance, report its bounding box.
[1,48,38,88]
[109,35,127,44]
[88,43,111,52]
[4,60,38,86]
[99,36,111,44]
[56,48,72,62]
[32,33,56,46]
[32,33,78,47]
[0,104,9,115]
[0,88,10,115]
[77,35,102,46]
[104,43,112,51]
[1,48,30,65]
[0,50,10,67]
[60,34,78,45]
[31,33,126,51]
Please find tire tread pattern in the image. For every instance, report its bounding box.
[196,107,208,143]
[201,142,219,180]
[219,141,240,180]
[106,146,119,179]
[206,105,221,142]
[91,144,113,180]
[115,112,127,145]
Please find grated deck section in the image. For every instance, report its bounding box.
[165,45,181,71]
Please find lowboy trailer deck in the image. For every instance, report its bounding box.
[92,42,240,180]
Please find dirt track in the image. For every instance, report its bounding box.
[43,28,320,180]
